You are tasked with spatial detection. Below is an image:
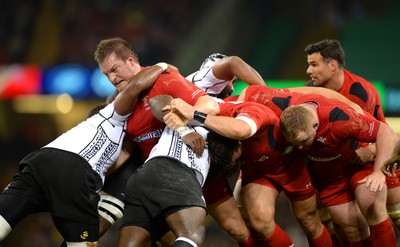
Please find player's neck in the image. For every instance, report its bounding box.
[326,70,344,92]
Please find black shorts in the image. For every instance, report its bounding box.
[0,148,100,224]
[102,147,143,200]
[121,157,206,239]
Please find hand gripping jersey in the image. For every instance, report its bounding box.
[126,70,207,160]
[145,126,210,187]
[44,102,128,187]
[185,53,236,95]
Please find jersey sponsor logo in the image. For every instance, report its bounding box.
[307,154,342,162]
[132,129,163,142]
[317,136,327,144]
[368,122,375,136]
[141,95,150,111]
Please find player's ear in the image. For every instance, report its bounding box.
[312,122,319,131]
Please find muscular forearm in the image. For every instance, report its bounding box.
[288,87,364,114]
[115,64,166,115]
[215,56,265,86]
[375,123,398,172]
[193,95,220,115]
[202,114,253,140]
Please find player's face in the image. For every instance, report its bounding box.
[306,53,334,87]
[290,128,316,150]
[99,52,140,92]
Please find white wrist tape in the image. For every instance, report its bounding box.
[176,125,194,137]
[155,62,168,71]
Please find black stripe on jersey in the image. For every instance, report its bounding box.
[272,96,292,111]
[349,82,368,102]
[373,105,381,119]
[267,125,278,151]
[329,107,350,122]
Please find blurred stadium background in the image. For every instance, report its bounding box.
[0,0,399,246]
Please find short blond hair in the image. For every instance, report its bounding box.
[94,37,139,64]
[280,105,313,141]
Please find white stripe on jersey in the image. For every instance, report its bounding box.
[145,126,210,187]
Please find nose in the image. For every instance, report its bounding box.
[306,66,312,75]
[109,73,117,85]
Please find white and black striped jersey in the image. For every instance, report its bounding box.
[44,102,129,186]
[185,53,236,95]
[145,126,210,187]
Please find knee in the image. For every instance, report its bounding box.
[340,224,369,242]
[248,214,275,235]
[0,215,12,241]
[221,219,249,242]
[177,229,205,246]
[294,208,322,235]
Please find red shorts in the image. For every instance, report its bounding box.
[241,158,316,202]
[386,174,400,189]
[316,163,374,206]
[202,176,233,205]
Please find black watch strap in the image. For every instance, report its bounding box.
[193,110,207,124]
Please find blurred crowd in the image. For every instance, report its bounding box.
[0,0,208,66]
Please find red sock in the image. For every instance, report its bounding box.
[307,225,333,247]
[369,218,396,247]
[254,224,293,247]
[237,233,255,247]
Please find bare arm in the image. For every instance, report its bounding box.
[164,98,254,140]
[192,95,220,115]
[213,56,265,86]
[287,87,364,114]
[114,64,167,116]
[382,140,400,176]
[375,123,399,173]
[360,123,399,191]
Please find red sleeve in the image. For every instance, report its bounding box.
[331,107,381,143]
[155,71,207,104]
[220,102,278,130]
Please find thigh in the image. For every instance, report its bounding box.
[354,183,388,224]
[208,196,245,227]
[118,225,153,247]
[241,182,279,220]
[166,206,207,237]
[290,194,319,219]
[0,193,41,227]
[327,201,369,240]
